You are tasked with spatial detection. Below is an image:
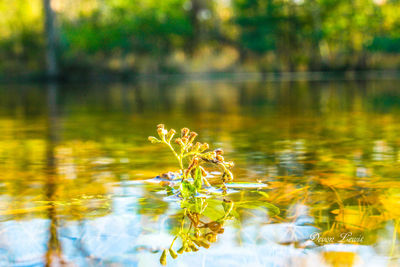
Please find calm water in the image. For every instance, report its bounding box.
[0,79,400,266]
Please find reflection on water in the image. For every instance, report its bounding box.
[0,79,400,266]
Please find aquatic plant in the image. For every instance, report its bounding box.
[148,124,282,265]
[159,197,234,265]
[148,124,235,197]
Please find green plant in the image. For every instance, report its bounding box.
[148,124,282,265]
[148,124,234,197]
[159,197,235,266]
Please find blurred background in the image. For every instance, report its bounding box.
[1,1,400,266]
[3,0,400,80]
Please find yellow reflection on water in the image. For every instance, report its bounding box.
[0,80,399,266]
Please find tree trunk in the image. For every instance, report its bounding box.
[43,0,58,78]
[308,0,322,71]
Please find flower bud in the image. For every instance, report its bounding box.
[205,233,217,243]
[177,246,185,254]
[208,221,222,232]
[157,128,168,140]
[216,155,224,162]
[160,249,167,266]
[198,240,210,249]
[181,128,190,138]
[148,136,160,143]
[157,124,165,129]
[214,148,223,155]
[175,138,184,147]
[225,161,234,168]
[181,137,188,144]
[190,244,199,252]
[192,142,201,152]
[169,248,178,259]
[199,143,209,152]
[183,242,190,252]
[200,152,213,161]
[188,132,198,143]
[192,239,202,247]
[166,129,176,142]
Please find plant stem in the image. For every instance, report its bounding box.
[182,151,198,158]
[166,142,183,170]
[181,210,186,231]
[170,235,178,249]
[202,176,211,187]
[179,149,186,179]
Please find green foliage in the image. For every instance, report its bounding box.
[3,0,400,74]
[233,0,282,54]
[194,168,203,191]
[63,0,192,55]
[368,37,400,53]
[179,180,197,199]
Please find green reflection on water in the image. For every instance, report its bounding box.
[0,80,399,266]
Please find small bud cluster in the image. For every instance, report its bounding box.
[160,201,233,266]
[198,148,235,183]
[149,124,236,265]
[148,124,234,187]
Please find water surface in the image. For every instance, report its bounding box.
[0,79,399,266]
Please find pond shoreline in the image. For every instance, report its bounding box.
[2,69,400,84]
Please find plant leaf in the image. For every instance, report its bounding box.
[194,167,202,190]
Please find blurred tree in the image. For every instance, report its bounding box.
[232,0,305,72]
[232,0,280,68]
[303,0,323,70]
[319,0,383,70]
[0,0,44,74]
[61,0,193,73]
[43,0,59,77]
[1,0,400,76]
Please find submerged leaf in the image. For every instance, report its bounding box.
[201,199,228,221]
[181,198,206,214]
[180,181,196,199]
